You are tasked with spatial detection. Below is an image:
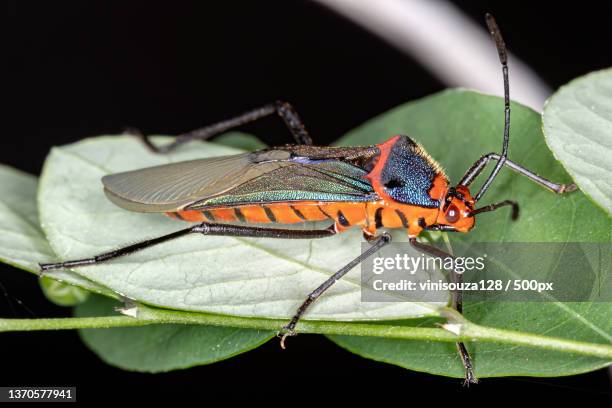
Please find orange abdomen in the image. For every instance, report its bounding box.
[166,201,367,229]
[166,199,439,237]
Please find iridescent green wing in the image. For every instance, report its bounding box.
[102,147,377,213]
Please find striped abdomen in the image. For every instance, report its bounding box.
[166,200,439,236]
[166,201,367,231]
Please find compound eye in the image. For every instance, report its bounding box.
[445,204,460,223]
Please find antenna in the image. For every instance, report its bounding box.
[474,13,510,201]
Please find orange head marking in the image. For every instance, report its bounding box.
[435,185,476,233]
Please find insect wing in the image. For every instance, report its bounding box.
[188,157,375,209]
[102,148,376,213]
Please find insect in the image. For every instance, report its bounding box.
[40,15,575,384]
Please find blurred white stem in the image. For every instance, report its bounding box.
[315,0,550,110]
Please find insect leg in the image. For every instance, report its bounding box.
[134,100,313,153]
[40,227,196,272]
[459,153,576,194]
[280,233,392,347]
[409,237,477,385]
[39,223,336,272]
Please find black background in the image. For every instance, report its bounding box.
[2,0,611,402]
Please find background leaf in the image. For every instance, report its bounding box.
[0,164,54,271]
[0,164,112,299]
[330,89,611,377]
[39,276,90,306]
[76,295,273,372]
[38,133,443,320]
[543,68,612,215]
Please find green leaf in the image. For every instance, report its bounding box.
[0,164,61,271]
[38,133,442,320]
[75,295,273,372]
[39,276,90,306]
[0,164,112,298]
[543,68,612,215]
[331,89,611,377]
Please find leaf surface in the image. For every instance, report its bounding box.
[76,295,273,372]
[543,68,612,214]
